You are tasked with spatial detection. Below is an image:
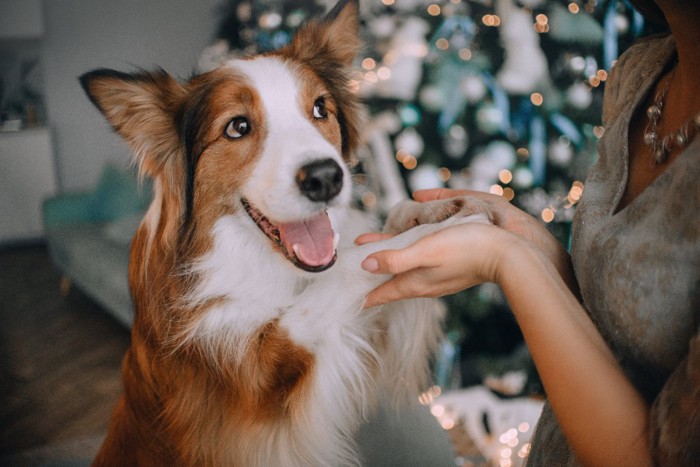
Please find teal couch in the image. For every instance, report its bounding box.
[43,164,150,327]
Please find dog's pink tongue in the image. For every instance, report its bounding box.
[278,211,336,267]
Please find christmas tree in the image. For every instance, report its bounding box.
[202,0,662,395]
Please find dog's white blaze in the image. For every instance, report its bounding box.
[186,56,358,344]
[230,57,352,223]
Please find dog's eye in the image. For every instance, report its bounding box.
[224,117,250,140]
[313,98,328,120]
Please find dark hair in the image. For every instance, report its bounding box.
[628,0,667,26]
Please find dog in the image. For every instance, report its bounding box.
[81,1,490,465]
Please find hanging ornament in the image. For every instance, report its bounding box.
[286,10,306,28]
[548,2,604,46]
[395,127,425,157]
[375,17,430,101]
[567,55,587,75]
[409,164,444,192]
[419,85,446,112]
[444,124,470,159]
[460,75,487,104]
[615,13,630,34]
[259,10,283,30]
[398,104,422,127]
[369,15,396,39]
[548,138,574,167]
[467,141,516,192]
[476,103,505,135]
[486,140,517,169]
[566,82,593,110]
[511,165,535,189]
[496,0,552,95]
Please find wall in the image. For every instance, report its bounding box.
[41,0,220,192]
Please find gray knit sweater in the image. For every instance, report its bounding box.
[527,34,700,466]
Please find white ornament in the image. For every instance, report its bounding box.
[409,164,443,192]
[486,140,517,168]
[476,104,504,135]
[460,75,487,104]
[496,0,552,95]
[369,15,396,39]
[419,85,446,112]
[375,17,430,101]
[615,13,630,34]
[444,125,469,159]
[395,127,425,157]
[548,139,574,167]
[566,82,593,109]
[512,166,535,189]
[469,141,516,188]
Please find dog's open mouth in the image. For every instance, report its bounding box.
[242,198,338,272]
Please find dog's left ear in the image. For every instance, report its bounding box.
[285,0,360,67]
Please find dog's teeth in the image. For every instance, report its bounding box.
[292,244,301,259]
[333,232,340,250]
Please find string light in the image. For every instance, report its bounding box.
[438,167,452,182]
[530,92,544,106]
[377,66,392,80]
[427,4,441,16]
[534,14,550,33]
[568,2,580,14]
[361,58,376,70]
[499,169,513,184]
[503,187,515,201]
[482,14,501,27]
[436,38,450,50]
[364,71,378,83]
[541,208,555,223]
[458,48,472,61]
[361,191,377,208]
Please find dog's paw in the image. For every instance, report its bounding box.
[383,196,493,234]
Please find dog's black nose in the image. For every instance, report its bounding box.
[296,158,344,202]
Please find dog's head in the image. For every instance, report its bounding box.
[80,0,362,273]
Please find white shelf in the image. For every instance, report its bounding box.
[0,128,57,243]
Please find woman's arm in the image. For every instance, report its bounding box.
[361,223,651,466]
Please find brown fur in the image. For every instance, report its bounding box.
[81,2,377,465]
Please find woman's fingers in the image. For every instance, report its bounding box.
[361,244,422,275]
[413,188,469,202]
[354,232,395,245]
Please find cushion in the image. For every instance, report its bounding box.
[89,164,151,222]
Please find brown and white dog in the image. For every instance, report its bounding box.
[81,1,489,465]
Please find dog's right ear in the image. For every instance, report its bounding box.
[80,69,185,177]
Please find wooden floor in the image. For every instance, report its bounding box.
[0,244,130,462]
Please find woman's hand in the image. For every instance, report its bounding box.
[360,222,520,308]
[412,188,580,297]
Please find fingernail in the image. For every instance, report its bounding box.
[361,257,379,272]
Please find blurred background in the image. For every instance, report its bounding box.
[0,0,663,465]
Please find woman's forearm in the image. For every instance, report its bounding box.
[498,243,651,466]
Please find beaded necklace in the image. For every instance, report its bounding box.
[643,68,700,164]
